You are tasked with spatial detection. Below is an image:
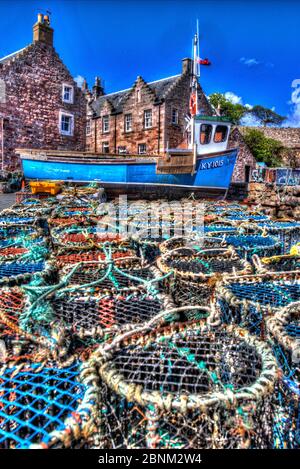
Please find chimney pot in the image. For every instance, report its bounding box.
[182,58,193,75]
[33,13,54,46]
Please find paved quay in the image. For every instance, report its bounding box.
[0,193,16,211]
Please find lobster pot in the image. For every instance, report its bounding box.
[0,235,48,262]
[55,248,137,269]
[96,321,277,449]
[0,215,37,226]
[223,211,270,223]
[157,247,252,314]
[51,290,176,340]
[58,259,162,292]
[217,272,300,336]
[255,254,300,273]
[225,235,282,261]
[266,303,300,449]
[0,259,55,286]
[0,225,36,242]
[50,225,129,252]
[258,222,300,254]
[204,222,238,236]
[0,361,96,449]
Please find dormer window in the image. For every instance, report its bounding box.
[62,84,74,104]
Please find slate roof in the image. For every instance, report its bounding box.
[0,46,29,66]
[91,74,182,117]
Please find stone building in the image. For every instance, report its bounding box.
[0,14,86,171]
[86,59,213,155]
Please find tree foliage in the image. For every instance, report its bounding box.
[243,129,285,166]
[208,94,286,127]
[250,105,286,127]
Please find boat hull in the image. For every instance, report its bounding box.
[20,149,237,195]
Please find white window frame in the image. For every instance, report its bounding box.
[144,109,152,129]
[62,83,74,104]
[118,146,127,155]
[102,142,109,154]
[102,115,110,133]
[59,111,74,136]
[86,119,91,136]
[138,143,147,155]
[172,108,179,125]
[124,114,132,132]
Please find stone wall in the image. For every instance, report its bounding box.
[247,181,300,219]
[228,127,257,182]
[239,126,300,167]
[0,41,86,170]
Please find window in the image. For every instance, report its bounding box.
[102,142,109,154]
[124,114,132,132]
[214,125,228,143]
[138,143,147,155]
[172,109,179,125]
[118,146,127,155]
[102,115,110,133]
[59,112,74,136]
[136,89,141,103]
[86,120,91,136]
[62,84,74,104]
[144,109,152,129]
[200,124,212,145]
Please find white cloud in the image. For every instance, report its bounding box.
[240,57,260,67]
[240,57,274,68]
[282,82,300,127]
[240,112,262,127]
[74,75,85,88]
[224,91,242,105]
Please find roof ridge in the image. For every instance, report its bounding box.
[97,74,182,100]
[0,45,30,65]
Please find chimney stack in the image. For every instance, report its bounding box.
[33,13,54,47]
[182,58,193,75]
[92,77,104,98]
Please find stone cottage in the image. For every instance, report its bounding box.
[0,14,86,171]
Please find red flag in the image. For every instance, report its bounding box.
[197,57,211,66]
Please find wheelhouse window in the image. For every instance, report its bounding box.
[214,125,228,143]
[125,114,132,132]
[102,142,109,154]
[144,109,152,129]
[102,115,110,133]
[172,109,179,125]
[62,84,74,104]
[200,124,212,145]
[138,143,147,154]
[118,146,127,155]
[59,112,74,136]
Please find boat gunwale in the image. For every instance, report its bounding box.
[18,148,238,166]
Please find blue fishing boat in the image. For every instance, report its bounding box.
[18,115,237,198]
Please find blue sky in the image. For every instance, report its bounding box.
[0,0,300,125]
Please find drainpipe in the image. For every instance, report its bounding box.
[114,115,117,154]
[0,116,4,172]
[157,103,161,154]
[94,118,97,153]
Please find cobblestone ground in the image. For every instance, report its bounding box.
[0,193,16,211]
